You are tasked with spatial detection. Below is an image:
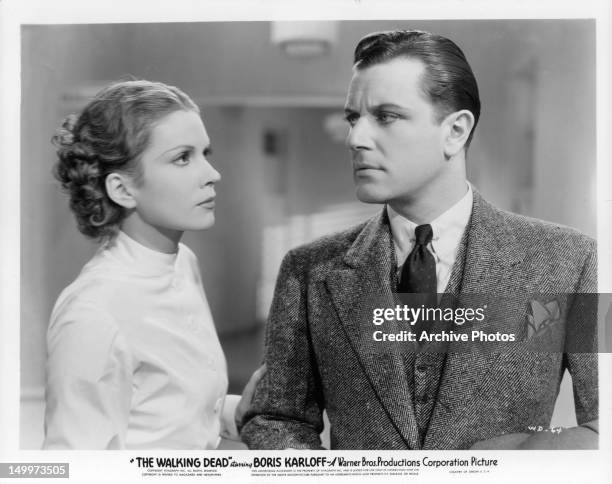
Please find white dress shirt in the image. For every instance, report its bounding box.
[44,231,239,449]
[387,184,473,293]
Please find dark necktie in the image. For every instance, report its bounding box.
[398,224,437,339]
[398,224,436,292]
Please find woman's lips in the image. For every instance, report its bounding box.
[197,197,216,208]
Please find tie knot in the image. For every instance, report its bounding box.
[414,224,433,246]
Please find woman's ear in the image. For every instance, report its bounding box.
[105,173,137,209]
[442,109,475,159]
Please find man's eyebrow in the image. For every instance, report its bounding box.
[372,103,408,111]
[344,103,409,114]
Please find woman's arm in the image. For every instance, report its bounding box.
[219,395,240,441]
[219,365,266,441]
[44,303,133,449]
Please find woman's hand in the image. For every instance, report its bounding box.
[234,364,266,432]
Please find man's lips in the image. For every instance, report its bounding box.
[353,163,381,172]
[352,156,380,170]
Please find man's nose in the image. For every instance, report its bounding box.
[346,118,374,151]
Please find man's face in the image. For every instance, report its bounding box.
[344,57,448,207]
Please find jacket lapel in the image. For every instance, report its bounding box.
[457,190,524,295]
[325,209,421,449]
[424,190,526,449]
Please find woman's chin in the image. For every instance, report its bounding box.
[193,213,216,231]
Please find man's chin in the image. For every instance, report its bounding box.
[355,187,388,204]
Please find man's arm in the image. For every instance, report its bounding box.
[472,242,599,450]
[240,251,325,449]
[522,244,599,449]
[469,420,598,450]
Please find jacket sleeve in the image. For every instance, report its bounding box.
[240,250,325,449]
[563,240,598,425]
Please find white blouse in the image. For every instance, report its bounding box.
[43,231,239,449]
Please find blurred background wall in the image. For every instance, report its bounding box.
[20,20,596,448]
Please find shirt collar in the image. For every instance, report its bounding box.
[387,183,473,266]
[103,230,179,275]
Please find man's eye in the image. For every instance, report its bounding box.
[376,112,399,124]
[344,113,359,126]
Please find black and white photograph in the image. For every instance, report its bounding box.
[1,0,611,482]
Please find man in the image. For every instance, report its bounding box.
[241,30,598,450]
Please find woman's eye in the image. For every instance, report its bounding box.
[174,152,190,165]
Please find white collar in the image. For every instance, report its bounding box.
[102,230,179,275]
[387,183,473,266]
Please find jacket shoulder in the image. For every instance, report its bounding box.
[492,205,595,253]
[474,194,596,291]
[283,218,370,269]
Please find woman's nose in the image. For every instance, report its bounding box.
[200,159,221,187]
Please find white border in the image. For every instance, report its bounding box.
[1,1,611,483]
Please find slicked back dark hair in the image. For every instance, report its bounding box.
[353,29,481,148]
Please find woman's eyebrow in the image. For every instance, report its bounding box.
[153,144,194,160]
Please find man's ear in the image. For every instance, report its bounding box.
[442,109,475,159]
[105,172,137,209]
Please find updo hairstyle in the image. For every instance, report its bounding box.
[52,79,199,239]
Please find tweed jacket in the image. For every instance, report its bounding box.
[241,190,598,450]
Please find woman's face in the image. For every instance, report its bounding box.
[128,109,221,234]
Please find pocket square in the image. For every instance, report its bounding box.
[527,299,560,339]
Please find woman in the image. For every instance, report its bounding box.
[44,79,262,449]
